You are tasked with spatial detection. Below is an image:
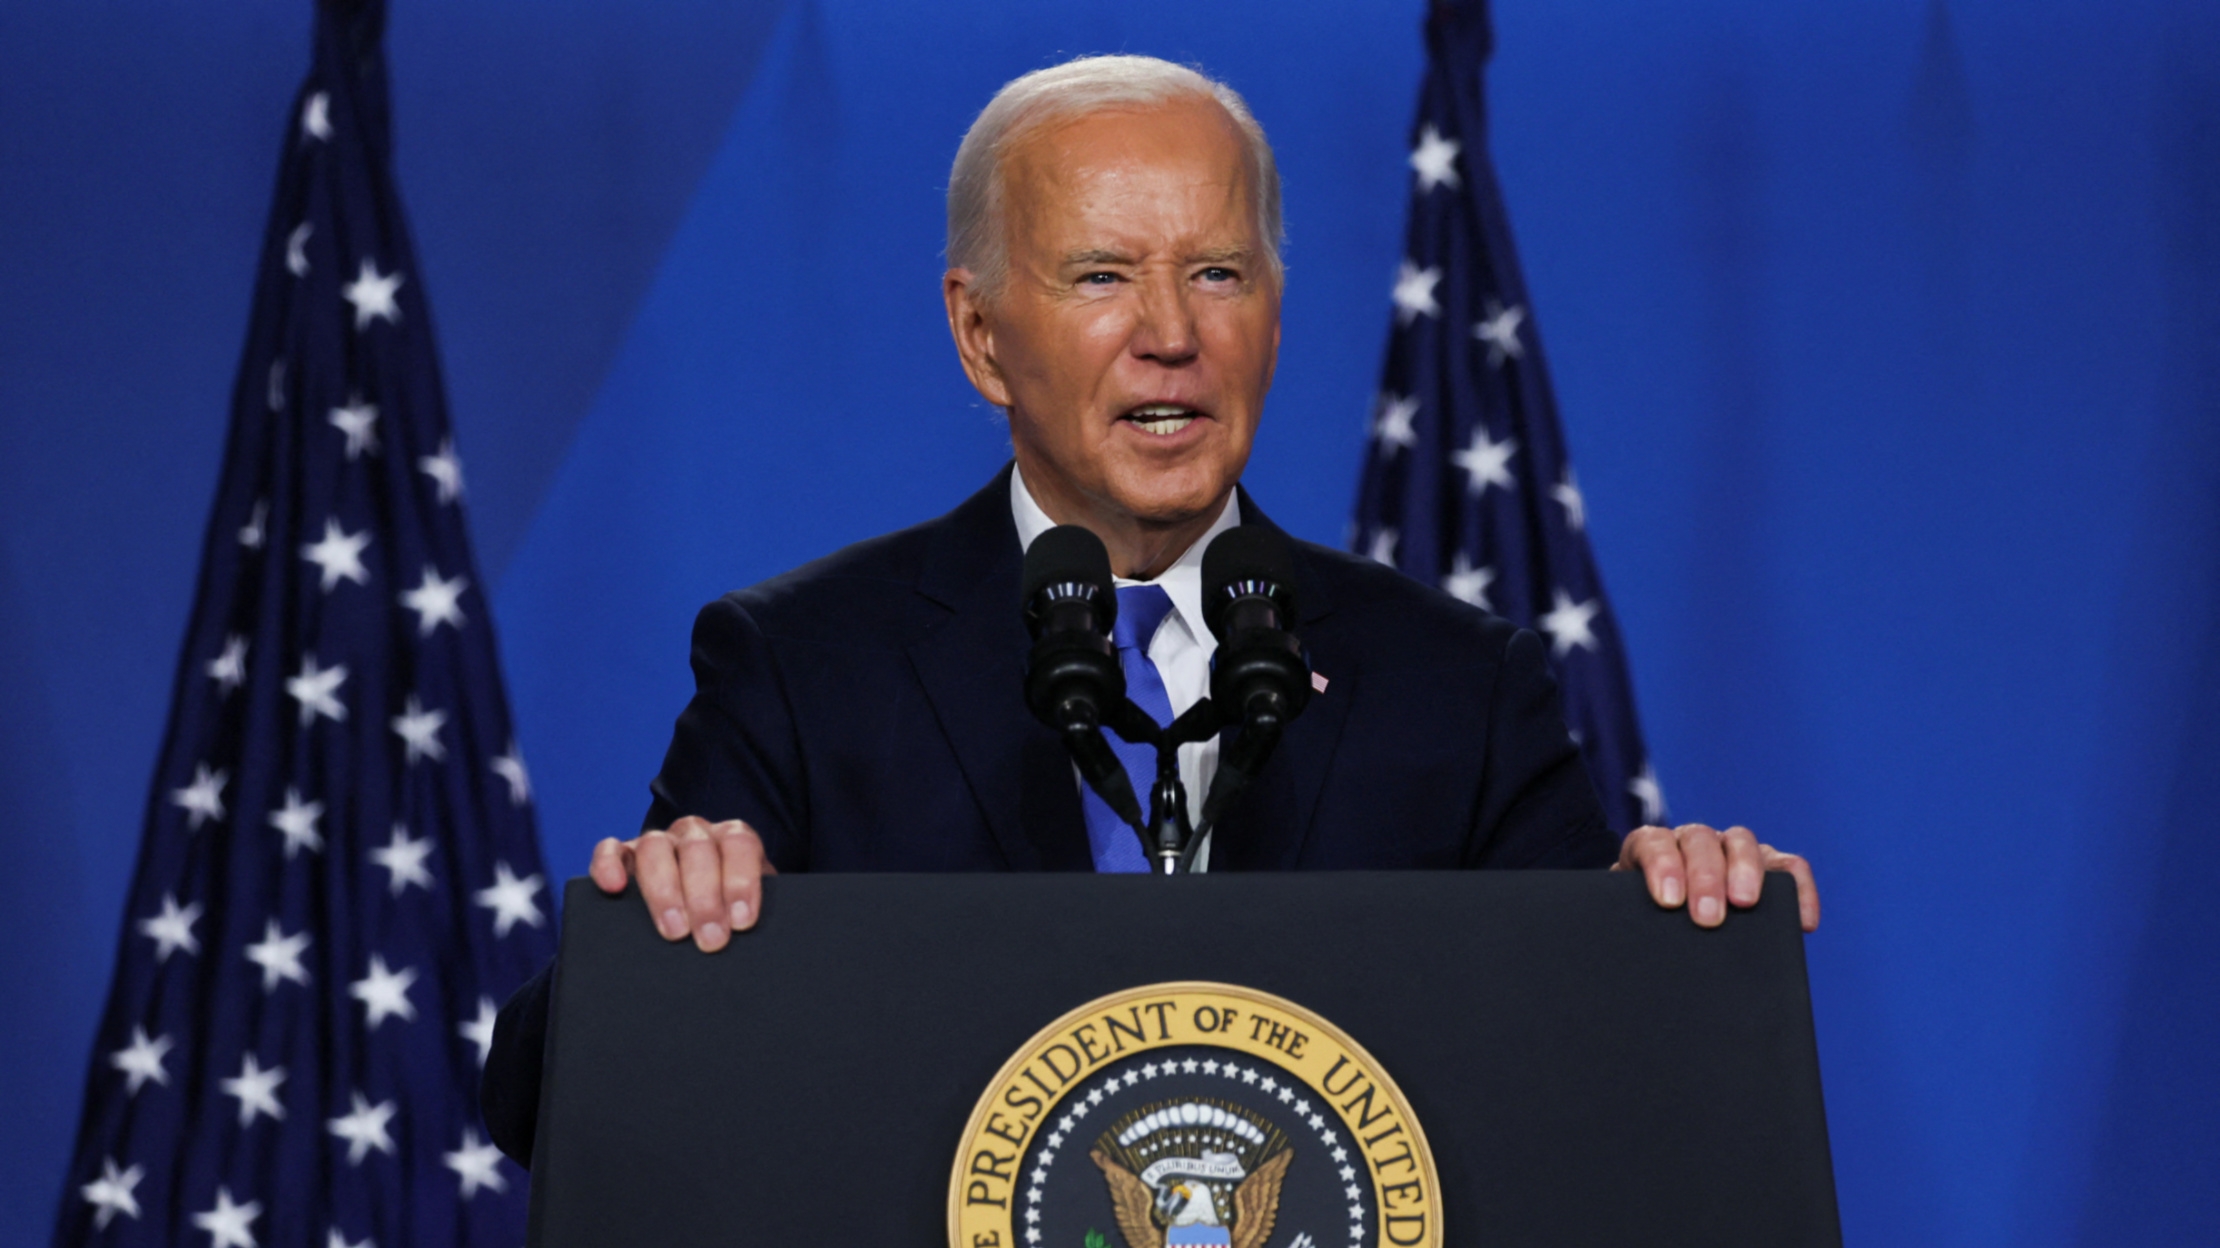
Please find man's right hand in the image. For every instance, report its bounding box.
[589,816,773,953]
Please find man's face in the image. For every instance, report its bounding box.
[947,96,1281,535]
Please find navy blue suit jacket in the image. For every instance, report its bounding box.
[483,465,1615,1158]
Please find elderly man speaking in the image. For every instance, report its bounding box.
[483,54,1818,1159]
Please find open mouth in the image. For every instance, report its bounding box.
[1122,404,1204,436]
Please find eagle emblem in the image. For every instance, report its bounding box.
[1088,1098,1291,1248]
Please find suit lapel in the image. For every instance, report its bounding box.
[906,467,1093,871]
[1212,495,1356,870]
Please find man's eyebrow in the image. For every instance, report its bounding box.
[1057,247,1258,268]
[1190,247,1255,266]
[1059,248,1135,268]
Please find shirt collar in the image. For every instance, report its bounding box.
[1009,462,1241,650]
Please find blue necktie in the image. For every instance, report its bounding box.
[1081,584,1178,873]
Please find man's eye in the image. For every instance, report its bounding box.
[1082,271,1120,285]
[1198,267,1237,283]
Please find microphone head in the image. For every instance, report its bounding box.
[1022,524,1118,637]
[1201,525,1299,641]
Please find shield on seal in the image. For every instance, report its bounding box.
[1089,1099,1290,1248]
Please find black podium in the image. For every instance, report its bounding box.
[526,871,1839,1247]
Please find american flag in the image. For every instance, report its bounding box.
[52,3,552,1245]
[1351,0,1663,833]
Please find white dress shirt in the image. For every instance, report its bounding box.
[1011,465,1240,871]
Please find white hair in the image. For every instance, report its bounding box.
[946,55,1284,298]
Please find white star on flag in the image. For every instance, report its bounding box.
[341,257,403,331]
[137,892,203,961]
[1444,553,1496,610]
[267,786,326,858]
[418,437,464,504]
[444,1128,509,1199]
[80,1157,143,1229]
[1474,299,1528,366]
[328,1092,398,1165]
[1390,260,1442,325]
[193,1186,262,1248]
[490,741,532,805]
[239,499,267,549]
[370,823,435,894]
[1453,427,1518,497]
[1409,123,1462,192]
[267,359,287,412]
[301,91,332,142]
[171,762,229,829]
[1551,468,1587,531]
[1371,392,1419,452]
[220,1052,288,1126]
[460,996,499,1067]
[207,634,248,694]
[327,395,381,460]
[244,918,312,992]
[109,1025,172,1094]
[286,654,349,726]
[350,954,420,1029]
[1629,762,1667,825]
[401,566,468,635]
[1539,588,1601,656]
[390,694,449,764]
[326,1231,371,1248]
[286,221,313,277]
[1365,527,1399,567]
[301,517,372,592]
[475,861,546,937]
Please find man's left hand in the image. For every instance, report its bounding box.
[1613,824,1820,932]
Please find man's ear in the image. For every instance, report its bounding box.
[943,269,1013,409]
[1265,308,1281,392]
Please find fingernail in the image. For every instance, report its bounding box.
[1661,877,1685,907]
[1697,896,1722,925]
[660,907,685,938]
[730,900,752,929]
[698,922,727,949]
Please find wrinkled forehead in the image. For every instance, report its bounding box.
[997,101,1261,243]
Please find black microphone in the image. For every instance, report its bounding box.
[1201,525,1311,730]
[1193,526,1312,852]
[1020,525,1145,831]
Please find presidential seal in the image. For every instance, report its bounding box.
[950,983,1441,1248]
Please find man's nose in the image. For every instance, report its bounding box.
[1130,270,1198,363]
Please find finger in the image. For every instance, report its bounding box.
[631,828,688,941]
[589,836,633,894]
[1765,848,1821,932]
[1722,826,1765,908]
[716,821,768,931]
[1677,824,1727,928]
[675,821,730,952]
[1616,825,1686,909]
